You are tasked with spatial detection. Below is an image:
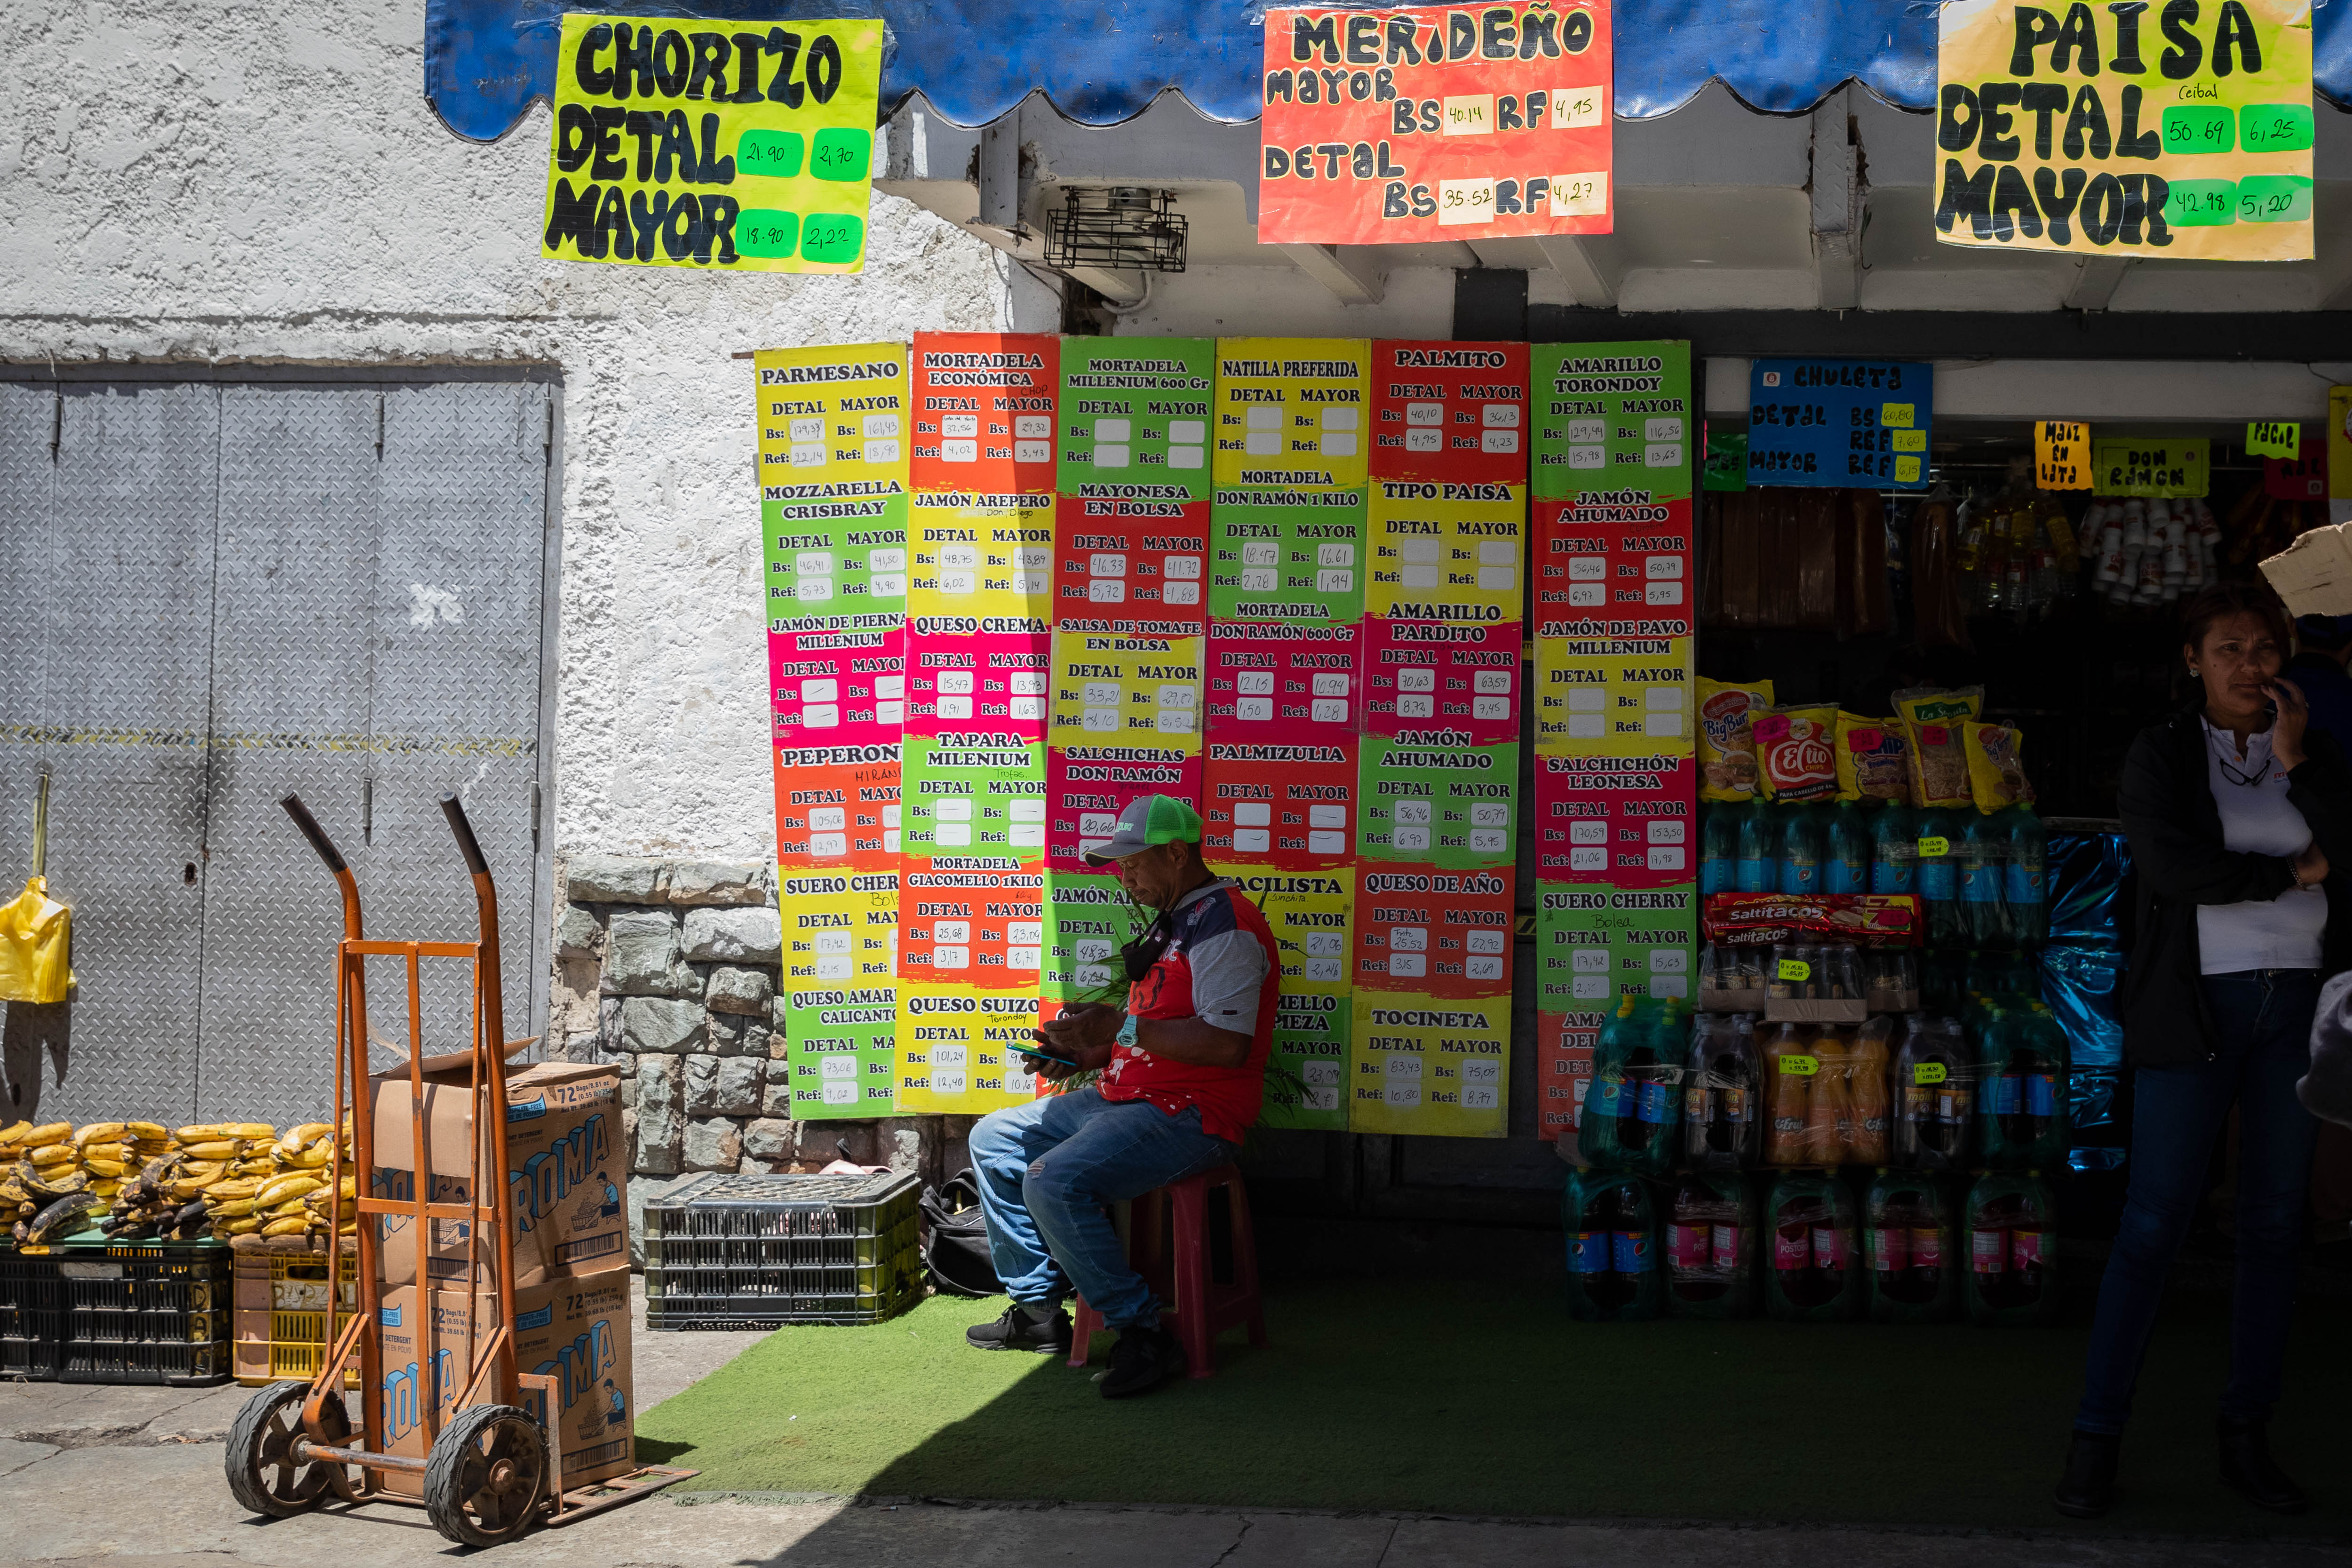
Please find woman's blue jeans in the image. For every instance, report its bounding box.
[2074,969,2322,1434]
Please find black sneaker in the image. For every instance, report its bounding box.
[2053,1429,2119,1519]
[965,1302,1072,1354]
[1099,1323,1187,1398]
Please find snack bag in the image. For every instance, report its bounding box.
[1698,678,1775,803]
[1753,703,1839,802]
[1835,712,1911,803]
[1963,722,2034,813]
[1893,686,1983,809]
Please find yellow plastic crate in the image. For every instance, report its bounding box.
[232,1254,359,1389]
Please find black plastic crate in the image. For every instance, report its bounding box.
[644,1171,926,1328]
[19,1240,238,1386]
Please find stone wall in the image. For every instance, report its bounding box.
[548,853,972,1194]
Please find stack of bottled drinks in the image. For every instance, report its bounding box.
[1564,996,2064,1326]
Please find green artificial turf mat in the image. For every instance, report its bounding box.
[633,1279,2346,1536]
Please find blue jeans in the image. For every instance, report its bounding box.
[969,1088,1236,1330]
[2075,969,2323,1434]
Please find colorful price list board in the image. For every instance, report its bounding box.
[910,334,1058,491]
[900,732,1047,861]
[1216,866,1356,1132]
[1534,1008,1600,1145]
[543,15,884,273]
[903,627,1050,740]
[1201,734,1360,870]
[1371,341,1533,483]
[1365,481,1526,623]
[1533,623,1694,752]
[778,869,901,1120]
[1345,989,1511,1138]
[1051,495,1210,633]
[1531,342,1692,501]
[894,983,1041,1114]
[1044,631,1204,752]
[1534,883,1696,1009]
[1936,0,2314,263]
[1045,748,1204,873]
[755,344,912,629]
[1202,619,1363,734]
[1041,869,1142,1001]
[1258,3,1613,249]
[1533,752,1698,887]
[1209,487,1369,624]
[1360,618,1522,742]
[1533,495,1692,619]
[907,498,1056,622]
[1352,863,1516,996]
[772,743,900,869]
[1358,732,1519,868]
[1057,338,1216,500]
[1213,339,1371,488]
[770,626,905,749]
[897,864,1044,990]
[1745,359,1932,491]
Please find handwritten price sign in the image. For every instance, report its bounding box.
[2036,420,2090,490]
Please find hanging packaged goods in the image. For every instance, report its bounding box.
[1257,3,1614,247]
[1935,0,2315,262]
[541,14,884,272]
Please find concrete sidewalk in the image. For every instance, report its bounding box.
[0,1278,2340,1567]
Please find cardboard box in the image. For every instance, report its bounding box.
[2261,524,2352,617]
[373,1265,634,1497]
[369,1061,628,1289]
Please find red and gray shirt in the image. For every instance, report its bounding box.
[1097,878,1279,1143]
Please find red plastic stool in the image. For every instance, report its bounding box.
[1068,1163,1266,1379]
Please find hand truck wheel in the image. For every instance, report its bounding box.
[224,1380,349,1518]
[425,1403,549,1546]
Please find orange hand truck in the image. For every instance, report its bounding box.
[222,791,692,1546]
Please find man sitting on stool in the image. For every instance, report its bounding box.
[964,795,1279,1398]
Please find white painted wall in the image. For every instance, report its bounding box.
[0,0,1008,861]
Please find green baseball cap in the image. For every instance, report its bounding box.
[1081,794,1203,866]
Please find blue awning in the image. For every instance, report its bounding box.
[426,0,2352,143]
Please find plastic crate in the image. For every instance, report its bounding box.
[47,1240,234,1386]
[0,1246,65,1377]
[644,1171,926,1328]
[232,1253,360,1388]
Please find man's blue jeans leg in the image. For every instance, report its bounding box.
[968,1087,1236,1330]
[2074,969,2321,1434]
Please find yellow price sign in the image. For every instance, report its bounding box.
[1776,958,1812,982]
[2248,421,2301,460]
[1916,835,1950,859]
[2036,420,2090,490]
[1778,1054,1820,1076]
[1913,1062,1949,1085]
[1880,402,1915,429]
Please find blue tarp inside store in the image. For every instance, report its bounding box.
[425,0,2352,143]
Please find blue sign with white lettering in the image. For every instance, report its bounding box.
[1747,359,1933,490]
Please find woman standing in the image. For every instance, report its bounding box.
[2057,582,2352,1518]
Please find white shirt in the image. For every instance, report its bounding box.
[2196,720,2327,974]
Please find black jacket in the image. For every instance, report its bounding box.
[2117,704,2352,1067]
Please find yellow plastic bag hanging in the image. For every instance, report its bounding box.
[0,875,71,1003]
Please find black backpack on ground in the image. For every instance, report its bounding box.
[921,1169,1003,1296]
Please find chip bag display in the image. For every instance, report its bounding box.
[1752,704,1839,802]
[1892,686,1983,810]
[1964,722,2034,813]
[1697,678,1774,803]
[1835,712,1911,804]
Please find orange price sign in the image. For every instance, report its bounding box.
[2035,420,2090,490]
[1258,3,1613,247]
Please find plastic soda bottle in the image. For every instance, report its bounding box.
[1737,800,1780,893]
[1684,1012,1760,1173]
[1871,803,1916,896]
[1958,812,2010,947]
[1825,800,1873,895]
[2005,806,2048,945]
[1700,804,1740,896]
[1913,806,1962,946]
[1780,803,1825,896]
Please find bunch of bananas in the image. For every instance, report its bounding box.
[2,1122,103,1245]
[211,1122,357,1249]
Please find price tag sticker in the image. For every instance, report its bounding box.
[2036,420,2090,490]
[1778,1055,1820,1076]
[1880,403,1915,429]
[1776,958,1812,981]
[1913,1062,1949,1085]
[1916,835,1951,859]
[2248,421,2301,460]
